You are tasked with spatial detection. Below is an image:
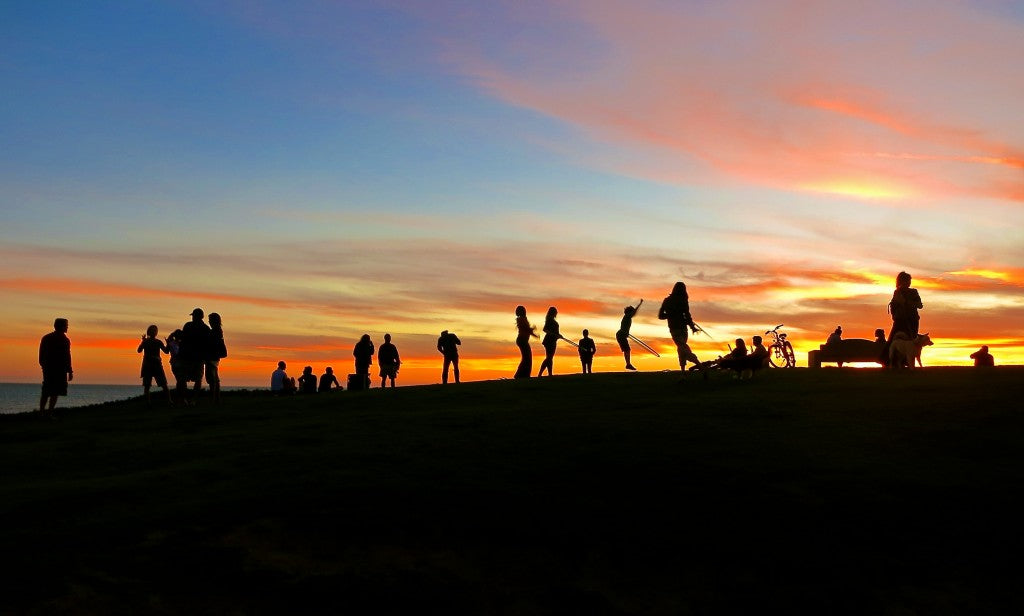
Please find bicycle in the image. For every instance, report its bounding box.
[765,324,796,368]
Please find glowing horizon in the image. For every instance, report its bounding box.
[2,1,1022,387]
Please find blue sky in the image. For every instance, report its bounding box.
[2,0,1022,384]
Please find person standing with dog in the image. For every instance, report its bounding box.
[885,271,924,367]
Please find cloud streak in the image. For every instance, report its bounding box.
[438,0,1024,203]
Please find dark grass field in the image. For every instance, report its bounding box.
[2,367,1022,615]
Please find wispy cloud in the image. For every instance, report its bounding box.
[436,0,1024,203]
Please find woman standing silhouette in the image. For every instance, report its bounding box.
[888,271,923,339]
[537,306,563,377]
[514,305,537,379]
[658,281,703,377]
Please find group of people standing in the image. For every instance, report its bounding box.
[136,308,227,406]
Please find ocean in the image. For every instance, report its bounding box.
[0,382,142,415]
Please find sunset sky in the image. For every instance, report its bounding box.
[2,0,1022,386]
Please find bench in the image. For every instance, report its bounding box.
[807,339,884,368]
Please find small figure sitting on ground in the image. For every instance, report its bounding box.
[319,366,342,392]
[717,338,748,376]
[745,335,770,378]
[271,361,296,394]
[298,366,318,393]
[970,345,995,367]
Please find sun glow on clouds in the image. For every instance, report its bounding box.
[440,0,1024,203]
[2,1,1023,386]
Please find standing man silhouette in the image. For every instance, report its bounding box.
[437,330,462,384]
[578,329,596,374]
[39,318,73,416]
[378,333,401,388]
[177,308,211,405]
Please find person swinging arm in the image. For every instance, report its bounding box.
[658,282,704,378]
[617,298,643,370]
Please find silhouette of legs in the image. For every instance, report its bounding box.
[442,356,459,384]
[670,328,704,379]
[514,336,532,379]
[538,344,555,376]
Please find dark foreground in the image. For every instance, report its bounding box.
[2,367,1022,615]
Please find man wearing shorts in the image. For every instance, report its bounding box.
[39,318,73,416]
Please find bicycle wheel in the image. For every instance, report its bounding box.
[768,345,786,368]
[782,341,796,367]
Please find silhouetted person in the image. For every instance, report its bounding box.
[437,330,461,384]
[177,308,211,405]
[514,305,537,379]
[39,318,73,416]
[319,366,342,392]
[616,299,643,370]
[874,328,886,344]
[827,326,843,345]
[578,329,596,374]
[889,271,923,338]
[298,366,318,393]
[138,324,173,406]
[166,329,184,390]
[379,333,401,388]
[206,312,227,405]
[749,335,769,368]
[718,338,748,373]
[353,334,375,387]
[970,345,995,367]
[658,282,703,379]
[884,271,924,367]
[271,361,295,394]
[538,306,565,377]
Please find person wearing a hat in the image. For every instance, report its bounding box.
[177,308,211,405]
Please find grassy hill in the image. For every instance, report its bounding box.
[2,367,1022,614]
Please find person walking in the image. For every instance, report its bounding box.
[38,317,73,417]
[537,306,565,377]
[658,282,704,379]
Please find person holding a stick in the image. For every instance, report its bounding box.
[658,281,704,379]
[616,299,642,370]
